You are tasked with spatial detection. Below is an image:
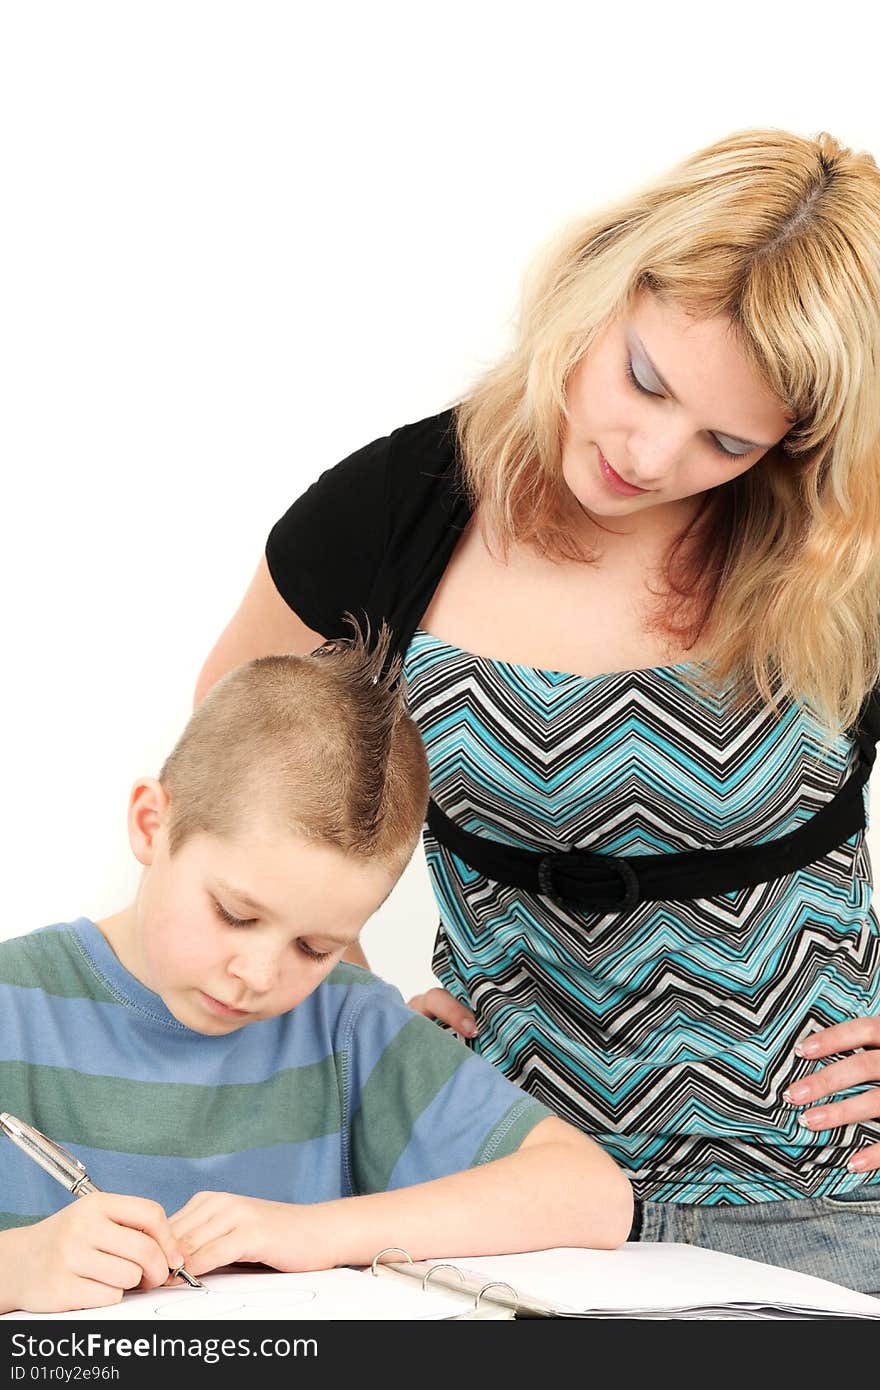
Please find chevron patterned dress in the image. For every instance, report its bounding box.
[402,628,880,1205]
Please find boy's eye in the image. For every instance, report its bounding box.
[297,941,333,962]
[213,900,257,928]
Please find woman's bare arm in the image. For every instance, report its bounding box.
[194,554,324,706]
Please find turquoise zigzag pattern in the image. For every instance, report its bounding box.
[402,629,880,1204]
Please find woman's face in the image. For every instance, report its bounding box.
[560,289,795,536]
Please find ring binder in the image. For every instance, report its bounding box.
[422,1264,465,1291]
[370,1247,413,1275]
[365,1245,880,1320]
[367,1247,549,1318]
[475,1281,518,1313]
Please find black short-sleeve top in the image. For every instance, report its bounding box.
[265,409,469,655]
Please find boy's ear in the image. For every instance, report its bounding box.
[128,778,171,867]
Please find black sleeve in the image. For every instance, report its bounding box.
[265,431,392,641]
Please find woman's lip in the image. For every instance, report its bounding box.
[598,447,650,495]
[199,991,250,1018]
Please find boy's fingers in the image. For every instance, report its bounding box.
[75,1249,145,1292]
[170,1195,227,1246]
[168,1221,236,1277]
[168,1193,213,1225]
[181,1232,240,1279]
[102,1220,179,1289]
[175,1211,236,1261]
[96,1194,168,1233]
[71,1281,125,1311]
[95,1195,184,1272]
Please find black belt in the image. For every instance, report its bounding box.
[426,752,873,914]
[628,1199,644,1241]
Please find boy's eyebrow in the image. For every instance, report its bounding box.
[213,879,361,945]
[214,879,271,915]
[628,329,775,450]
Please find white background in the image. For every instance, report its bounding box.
[2,2,878,1000]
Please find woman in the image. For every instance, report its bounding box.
[196,128,880,1291]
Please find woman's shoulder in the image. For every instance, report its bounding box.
[383,405,465,513]
[386,405,458,461]
[304,405,464,527]
[265,406,467,633]
[305,406,461,509]
[381,405,460,493]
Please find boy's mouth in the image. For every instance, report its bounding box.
[199,990,251,1019]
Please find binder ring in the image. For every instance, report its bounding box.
[370,1246,413,1276]
[475,1280,518,1313]
[422,1264,466,1292]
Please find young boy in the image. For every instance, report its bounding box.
[0,633,632,1315]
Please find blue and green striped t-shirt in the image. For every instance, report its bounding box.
[0,919,550,1230]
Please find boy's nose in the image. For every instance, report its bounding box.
[228,950,281,995]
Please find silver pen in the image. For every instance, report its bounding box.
[0,1111,206,1290]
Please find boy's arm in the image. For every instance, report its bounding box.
[301,1115,634,1263]
[168,1117,633,1277]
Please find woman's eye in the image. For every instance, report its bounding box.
[213,901,257,928]
[709,435,751,460]
[625,357,657,397]
[626,356,753,462]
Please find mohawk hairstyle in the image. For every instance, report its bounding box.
[159,618,429,867]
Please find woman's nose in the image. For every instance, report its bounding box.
[629,425,691,483]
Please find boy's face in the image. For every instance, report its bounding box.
[113,786,401,1035]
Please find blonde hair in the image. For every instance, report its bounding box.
[159,624,429,867]
[455,128,880,745]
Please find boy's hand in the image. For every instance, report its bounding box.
[12,1193,185,1313]
[169,1192,332,1276]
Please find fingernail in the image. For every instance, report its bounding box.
[784,1085,810,1103]
[798,1109,826,1128]
[461,1022,477,1037]
[848,1155,868,1172]
[795,1040,818,1057]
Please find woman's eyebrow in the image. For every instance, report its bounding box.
[628,330,773,450]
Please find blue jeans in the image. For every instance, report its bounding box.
[631,1187,880,1295]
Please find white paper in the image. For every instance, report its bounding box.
[3,1268,467,1321]
[423,1243,880,1318]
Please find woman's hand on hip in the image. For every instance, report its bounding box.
[784,1016,880,1172]
[407,987,478,1038]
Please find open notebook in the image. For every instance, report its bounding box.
[1,1268,477,1322]
[6,1244,880,1320]
[388,1244,880,1320]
